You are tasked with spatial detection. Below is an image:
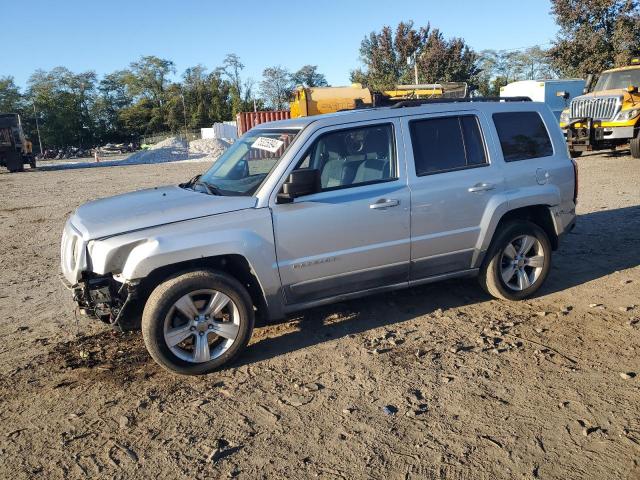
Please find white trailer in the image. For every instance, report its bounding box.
[500,79,585,121]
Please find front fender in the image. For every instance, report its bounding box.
[88,208,281,299]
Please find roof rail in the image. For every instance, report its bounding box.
[389,96,532,109]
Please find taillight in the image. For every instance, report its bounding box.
[571,158,578,204]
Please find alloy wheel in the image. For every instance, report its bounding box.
[163,289,240,363]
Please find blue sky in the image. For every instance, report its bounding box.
[1,0,558,88]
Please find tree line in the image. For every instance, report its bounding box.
[0,0,637,151]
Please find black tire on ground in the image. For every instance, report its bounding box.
[29,157,36,169]
[478,220,552,301]
[142,269,254,375]
[630,130,640,159]
[569,150,583,158]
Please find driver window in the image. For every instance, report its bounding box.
[297,124,396,191]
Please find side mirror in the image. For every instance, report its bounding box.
[583,74,594,94]
[277,168,320,204]
[556,90,569,99]
[627,85,638,94]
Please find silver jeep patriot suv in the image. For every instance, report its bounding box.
[61,98,577,375]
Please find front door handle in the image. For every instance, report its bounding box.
[370,198,400,210]
[468,183,495,193]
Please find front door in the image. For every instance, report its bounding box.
[271,120,411,305]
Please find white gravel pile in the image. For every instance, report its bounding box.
[188,138,231,157]
[37,135,231,171]
[120,136,188,165]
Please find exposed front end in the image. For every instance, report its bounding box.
[60,219,137,327]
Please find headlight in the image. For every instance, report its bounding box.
[614,108,640,122]
[559,111,570,124]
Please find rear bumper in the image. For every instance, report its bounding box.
[550,204,576,237]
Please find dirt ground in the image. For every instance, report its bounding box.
[0,152,638,480]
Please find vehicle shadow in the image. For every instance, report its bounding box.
[543,204,640,293]
[238,205,640,366]
[580,150,631,159]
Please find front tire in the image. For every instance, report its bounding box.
[142,270,254,375]
[479,221,552,301]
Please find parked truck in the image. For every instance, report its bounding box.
[0,113,36,172]
[559,57,640,158]
[500,79,585,121]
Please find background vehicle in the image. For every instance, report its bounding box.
[560,57,640,158]
[500,79,585,121]
[289,82,468,118]
[60,98,576,375]
[0,113,36,172]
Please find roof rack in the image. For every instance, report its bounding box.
[389,96,532,109]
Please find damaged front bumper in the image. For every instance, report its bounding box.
[60,272,140,329]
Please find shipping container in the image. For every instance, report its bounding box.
[236,110,290,136]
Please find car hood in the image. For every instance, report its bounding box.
[571,89,627,102]
[71,185,256,240]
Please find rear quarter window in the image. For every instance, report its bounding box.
[492,111,553,162]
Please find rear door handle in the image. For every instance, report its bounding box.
[370,198,400,210]
[468,183,495,193]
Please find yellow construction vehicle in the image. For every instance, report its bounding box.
[0,113,36,172]
[560,57,640,158]
[290,82,468,118]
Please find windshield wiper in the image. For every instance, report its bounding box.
[181,174,223,196]
[181,174,202,189]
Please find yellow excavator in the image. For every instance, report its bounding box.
[290,82,468,118]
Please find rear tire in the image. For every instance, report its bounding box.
[630,130,640,159]
[569,150,582,158]
[479,220,552,301]
[142,270,254,375]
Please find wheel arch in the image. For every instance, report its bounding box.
[494,205,559,250]
[137,254,270,325]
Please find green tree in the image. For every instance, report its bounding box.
[475,48,557,96]
[92,70,133,143]
[0,76,23,112]
[120,56,175,133]
[350,20,480,92]
[260,66,293,110]
[26,67,97,147]
[292,65,328,87]
[549,0,640,76]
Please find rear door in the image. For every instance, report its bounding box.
[402,110,505,280]
[491,107,576,223]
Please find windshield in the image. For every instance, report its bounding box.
[593,69,640,91]
[199,128,299,196]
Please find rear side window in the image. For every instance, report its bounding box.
[409,115,487,176]
[493,112,553,162]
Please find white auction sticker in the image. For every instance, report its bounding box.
[251,137,284,153]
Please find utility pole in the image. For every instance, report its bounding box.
[32,103,43,154]
[180,93,188,136]
[413,52,419,85]
[179,92,189,157]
